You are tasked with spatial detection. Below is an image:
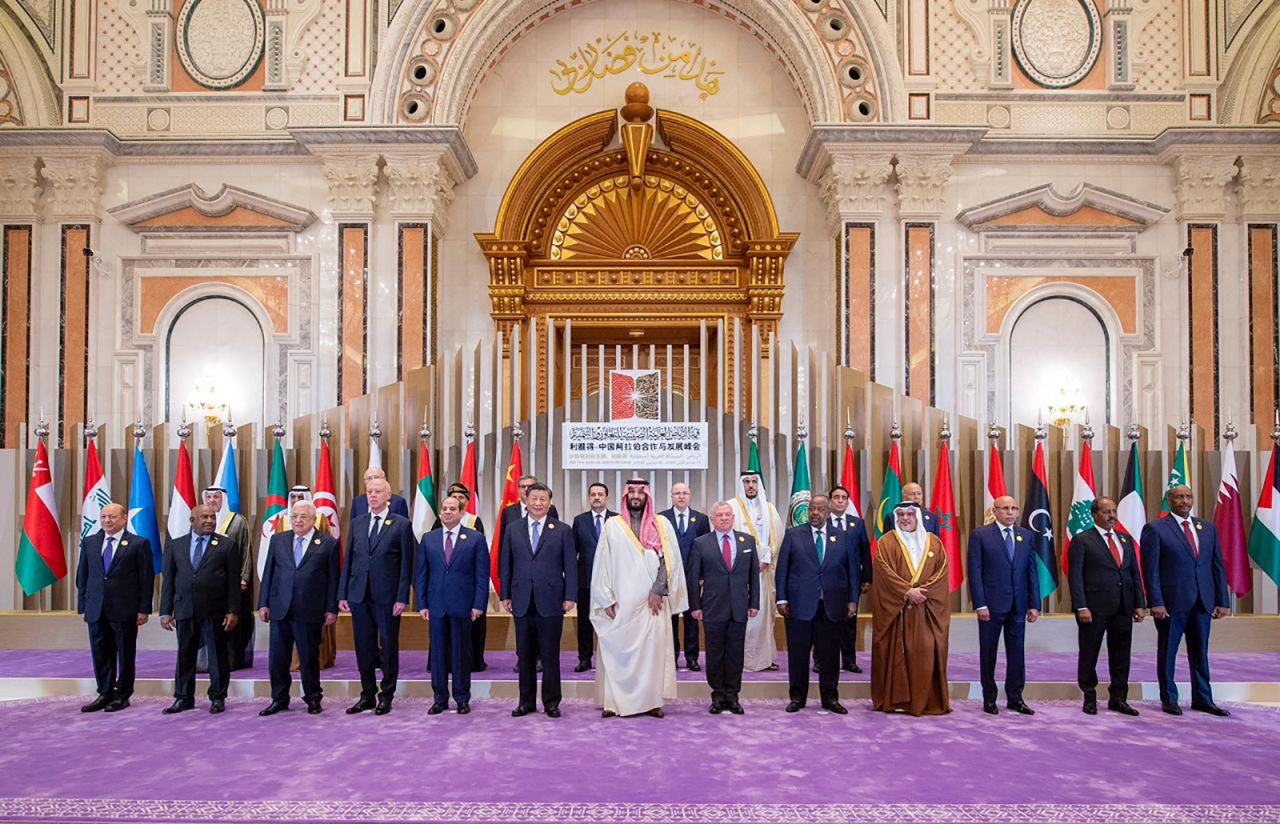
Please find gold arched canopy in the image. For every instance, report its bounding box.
[476,89,797,413]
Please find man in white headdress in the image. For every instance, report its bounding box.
[202,485,253,670]
[729,471,784,671]
[591,478,688,718]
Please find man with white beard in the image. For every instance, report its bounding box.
[729,471,784,671]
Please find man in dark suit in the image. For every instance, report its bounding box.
[258,501,340,716]
[967,494,1041,715]
[417,495,488,714]
[159,504,241,714]
[348,467,409,529]
[339,477,415,715]
[902,482,940,536]
[1068,496,1146,716]
[499,482,576,717]
[775,495,859,714]
[660,482,710,671]
[431,484,489,671]
[688,501,759,714]
[1141,484,1231,716]
[571,482,616,672]
[827,484,870,673]
[499,475,562,529]
[76,502,153,713]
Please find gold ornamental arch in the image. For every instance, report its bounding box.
[476,84,797,413]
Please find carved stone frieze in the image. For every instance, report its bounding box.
[41,154,109,220]
[817,152,893,229]
[1237,155,1280,219]
[1171,154,1238,221]
[0,156,40,219]
[895,154,955,219]
[321,154,379,218]
[383,152,457,233]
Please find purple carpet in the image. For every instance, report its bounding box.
[0,696,1276,823]
[3,649,1279,683]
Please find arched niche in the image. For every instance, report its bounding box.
[1008,295,1112,427]
[163,295,268,425]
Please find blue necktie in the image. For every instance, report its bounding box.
[678,513,686,535]
[293,534,306,566]
[1003,528,1014,561]
[531,521,542,554]
[191,535,206,568]
[815,530,825,564]
[102,537,115,571]
[594,514,602,539]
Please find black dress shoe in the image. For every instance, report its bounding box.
[427,703,447,715]
[1008,701,1035,715]
[103,698,130,713]
[729,703,744,715]
[545,707,561,718]
[766,663,780,671]
[457,703,471,715]
[511,706,532,717]
[1082,700,1098,715]
[647,707,665,718]
[1162,702,1183,716]
[81,695,112,713]
[785,701,804,713]
[163,699,195,715]
[209,699,225,715]
[709,703,724,715]
[374,698,392,715]
[602,709,617,718]
[822,702,848,715]
[346,697,376,715]
[259,701,288,716]
[573,660,592,673]
[687,661,701,672]
[473,662,487,673]
[1108,701,1140,716]
[305,700,323,715]
[536,661,543,673]
[983,702,999,715]
[1192,702,1231,717]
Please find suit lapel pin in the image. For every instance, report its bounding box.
[121,540,129,546]
[460,534,468,540]
[690,516,697,522]
[737,536,745,542]
[927,551,935,557]
[313,538,322,545]
[1015,536,1023,542]
[547,523,555,529]
[1196,523,1203,530]
[829,535,837,542]
[211,539,219,546]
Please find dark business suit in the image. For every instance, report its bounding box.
[827,512,871,669]
[339,511,416,701]
[160,531,241,702]
[259,530,340,705]
[1068,527,1145,703]
[775,524,860,705]
[967,522,1042,705]
[920,509,941,536]
[500,502,561,530]
[688,530,759,707]
[77,531,154,701]
[499,515,576,711]
[416,525,488,706]
[349,493,409,530]
[571,508,616,664]
[430,516,488,669]
[1140,515,1229,707]
[660,507,711,666]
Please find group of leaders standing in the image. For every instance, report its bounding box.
[75,461,1232,720]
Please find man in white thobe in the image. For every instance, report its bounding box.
[591,478,688,718]
[730,471,784,671]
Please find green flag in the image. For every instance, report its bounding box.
[788,441,811,526]
[1159,440,1190,515]
[873,439,903,539]
[746,437,762,479]
[256,439,288,579]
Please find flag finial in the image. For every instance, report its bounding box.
[34,417,49,441]
[319,417,331,441]
[796,421,807,441]
[1223,421,1238,443]
[465,420,476,443]
[1272,413,1280,443]
[420,420,431,441]
[1081,416,1094,441]
[1126,423,1141,443]
[270,421,286,440]
[939,418,952,442]
[987,422,1002,445]
[175,417,190,441]
[890,420,902,441]
[1035,420,1047,442]
[222,417,236,439]
[85,417,97,444]
[844,410,854,442]
[1176,421,1190,442]
[132,420,147,441]
[369,416,382,442]
[747,422,758,442]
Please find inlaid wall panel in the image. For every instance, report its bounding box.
[1250,224,1279,427]
[2,226,32,448]
[338,223,368,403]
[59,225,90,447]
[842,223,875,378]
[905,223,934,405]
[398,223,430,379]
[1188,223,1218,441]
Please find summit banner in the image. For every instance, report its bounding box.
[561,421,709,469]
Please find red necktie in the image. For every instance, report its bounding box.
[1181,519,1199,557]
[722,534,732,569]
[1106,531,1122,567]
[444,531,455,565]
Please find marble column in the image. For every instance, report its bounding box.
[0,155,39,447]
[321,153,379,404]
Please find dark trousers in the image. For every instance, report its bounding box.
[175,617,229,701]
[472,612,488,666]
[978,611,1027,704]
[350,600,401,699]
[576,587,595,663]
[672,610,700,664]
[514,605,563,710]
[1155,603,1214,706]
[839,611,861,668]
[87,619,139,699]
[269,619,322,704]
[429,613,474,705]
[703,619,746,706]
[784,602,840,705]
[228,586,255,670]
[1076,609,1133,702]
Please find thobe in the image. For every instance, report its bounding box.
[277,511,338,670]
[208,512,253,671]
[871,531,951,716]
[590,516,689,716]
[731,496,783,671]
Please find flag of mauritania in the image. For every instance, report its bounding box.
[1159,440,1190,515]
[1249,444,1280,588]
[412,439,437,541]
[787,441,811,526]
[1020,440,1058,597]
[17,441,67,595]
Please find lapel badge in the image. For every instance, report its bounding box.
[928,551,935,557]
[460,533,468,540]
[829,535,837,542]
[211,538,219,546]
[690,516,697,522]
[1015,536,1023,542]
[737,536,745,542]
[1196,522,1203,530]
[314,538,322,545]
[546,522,555,529]
[121,540,129,546]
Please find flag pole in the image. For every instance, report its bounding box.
[34,415,50,612]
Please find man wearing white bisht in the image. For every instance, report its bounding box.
[730,471,784,671]
[591,478,688,718]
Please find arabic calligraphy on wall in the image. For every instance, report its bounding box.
[550,31,724,99]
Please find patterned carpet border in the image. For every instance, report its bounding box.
[1,800,1277,823]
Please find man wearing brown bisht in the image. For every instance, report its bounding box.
[871,501,951,716]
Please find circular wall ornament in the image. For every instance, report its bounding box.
[1011,0,1101,88]
[176,0,264,90]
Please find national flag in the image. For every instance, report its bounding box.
[1159,439,1190,516]
[1020,440,1057,598]
[1248,444,1280,588]
[314,438,341,543]
[411,439,437,541]
[839,438,862,519]
[873,438,903,542]
[166,439,196,540]
[787,441,811,526]
[16,441,66,595]
[80,438,110,540]
[746,436,763,479]
[984,442,1008,525]
[212,437,241,520]
[1063,440,1097,573]
[1215,446,1250,597]
[128,446,163,571]
[460,439,479,516]
[489,440,523,591]
[257,438,289,579]
[930,439,963,591]
[1116,441,1148,589]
